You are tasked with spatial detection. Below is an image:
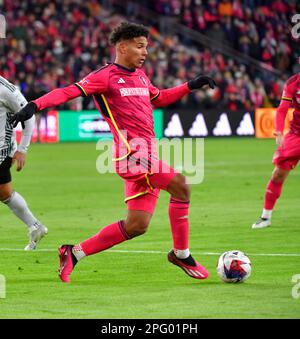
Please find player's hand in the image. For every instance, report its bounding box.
[12,151,26,172]
[188,75,216,90]
[274,131,284,148]
[8,102,37,129]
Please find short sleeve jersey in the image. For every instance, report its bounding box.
[75,63,160,160]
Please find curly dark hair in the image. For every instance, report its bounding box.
[109,22,149,45]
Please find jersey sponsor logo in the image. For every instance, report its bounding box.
[119,87,149,97]
[117,78,125,84]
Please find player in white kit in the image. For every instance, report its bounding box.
[0,76,47,250]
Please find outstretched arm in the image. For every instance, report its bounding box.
[151,75,216,108]
[33,84,81,111]
[151,83,190,108]
[9,84,82,127]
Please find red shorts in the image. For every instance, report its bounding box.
[272,133,300,170]
[115,154,177,214]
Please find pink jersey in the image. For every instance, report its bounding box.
[75,63,161,160]
[276,73,300,135]
[33,62,190,160]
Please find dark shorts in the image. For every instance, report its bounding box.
[0,157,12,184]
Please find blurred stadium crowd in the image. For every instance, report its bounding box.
[0,0,299,111]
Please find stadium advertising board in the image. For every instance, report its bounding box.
[163,109,255,137]
[15,110,59,143]
[255,108,294,138]
[18,108,293,142]
[59,110,112,141]
[16,109,164,143]
[59,109,163,141]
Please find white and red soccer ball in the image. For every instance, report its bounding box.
[217,250,252,283]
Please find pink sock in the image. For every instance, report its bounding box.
[264,180,283,210]
[169,197,189,250]
[79,220,130,256]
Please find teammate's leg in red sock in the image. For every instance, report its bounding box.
[261,178,284,220]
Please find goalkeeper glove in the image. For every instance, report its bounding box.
[9,102,37,129]
[188,75,216,90]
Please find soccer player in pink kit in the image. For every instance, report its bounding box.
[252,71,300,229]
[10,22,216,282]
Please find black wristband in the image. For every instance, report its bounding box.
[27,101,38,114]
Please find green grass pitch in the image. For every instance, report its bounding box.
[0,138,299,319]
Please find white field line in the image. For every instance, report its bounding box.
[0,248,299,257]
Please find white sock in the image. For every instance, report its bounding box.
[72,244,86,261]
[3,191,38,228]
[174,248,190,259]
[262,209,272,219]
